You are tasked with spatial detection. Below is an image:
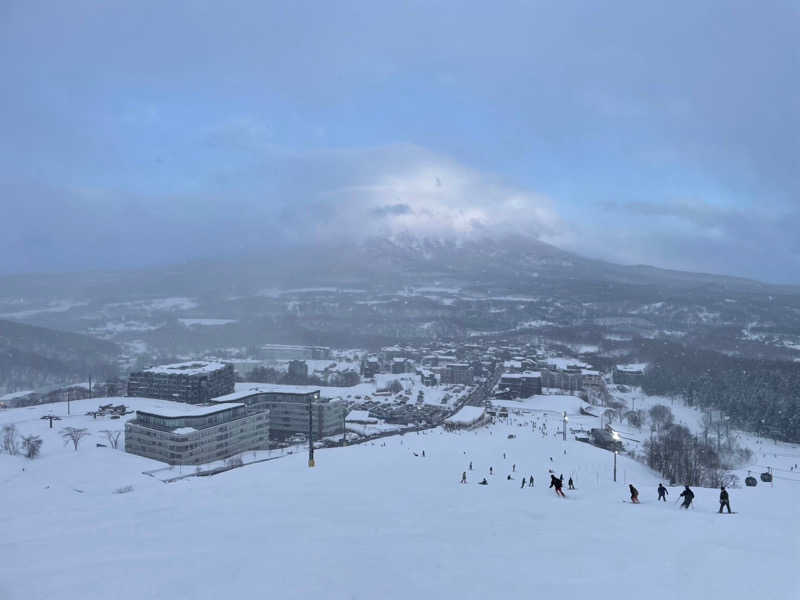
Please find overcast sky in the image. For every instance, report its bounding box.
[1,1,798,282]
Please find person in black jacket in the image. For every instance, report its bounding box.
[657,483,668,501]
[629,484,640,503]
[568,477,575,490]
[550,474,566,497]
[679,486,694,509]
[528,475,534,487]
[719,486,732,513]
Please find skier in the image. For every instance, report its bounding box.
[461,471,467,484]
[718,486,732,513]
[679,485,694,509]
[489,466,493,476]
[550,474,566,497]
[503,452,506,459]
[657,483,668,502]
[529,475,534,487]
[568,477,575,490]
[513,464,516,472]
[521,478,526,488]
[422,450,425,457]
[469,461,473,471]
[479,478,488,485]
[629,484,640,503]
[559,474,564,487]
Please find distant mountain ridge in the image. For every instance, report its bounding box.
[0,233,795,301]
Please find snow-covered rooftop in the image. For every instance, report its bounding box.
[210,388,267,403]
[616,363,648,373]
[172,427,198,435]
[233,383,321,396]
[500,371,541,379]
[137,402,244,418]
[140,361,230,376]
[346,410,376,423]
[445,405,486,425]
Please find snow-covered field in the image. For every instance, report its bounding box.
[1,395,798,600]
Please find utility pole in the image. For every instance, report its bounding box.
[308,397,315,468]
[613,450,618,482]
[66,389,71,416]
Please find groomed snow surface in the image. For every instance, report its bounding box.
[1,400,798,600]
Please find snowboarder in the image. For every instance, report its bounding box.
[529,475,534,487]
[718,486,732,513]
[629,484,640,503]
[568,477,574,490]
[461,472,467,484]
[679,486,694,509]
[550,474,566,497]
[657,483,668,501]
[479,478,488,485]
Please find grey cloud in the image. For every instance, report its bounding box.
[371,204,414,218]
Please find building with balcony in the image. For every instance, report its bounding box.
[127,361,235,404]
[124,402,268,465]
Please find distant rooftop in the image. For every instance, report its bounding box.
[500,371,541,379]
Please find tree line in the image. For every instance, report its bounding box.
[640,341,800,443]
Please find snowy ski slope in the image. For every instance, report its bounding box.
[1,400,798,600]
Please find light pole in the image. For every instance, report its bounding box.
[562,411,568,441]
[613,450,618,482]
[308,396,315,468]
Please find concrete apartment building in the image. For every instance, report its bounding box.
[442,363,474,385]
[127,361,235,404]
[124,402,268,465]
[287,360,309,379]
[213,386,346,439]
[498,371,542,398]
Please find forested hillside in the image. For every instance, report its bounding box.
[641,342,800,442]
[0,319,119,393]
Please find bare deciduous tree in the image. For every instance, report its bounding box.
[60,427,90,451]
[2,424,20,455]
[100,429,122,449]
[649,404,674,432]
[21,434,43,459]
